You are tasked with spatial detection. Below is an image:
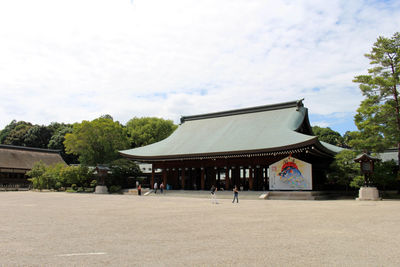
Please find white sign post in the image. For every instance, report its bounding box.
[269,156,312,190]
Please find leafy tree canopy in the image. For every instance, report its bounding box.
[352,32,400,163]
[126,117,178,148]
[328,150,361,191]
[107,158,142,188]
[373,160,398,190]
[0,120,33,146]
[312,126,344,147]
[0,121,67,149]
[64,117,130,165]
[47,124,78,164]
[24,125,53,148]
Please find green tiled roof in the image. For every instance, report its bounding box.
[120,100,342,160]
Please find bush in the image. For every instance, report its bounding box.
[327,150,360,191]
[27,161,66,190]
[61,165,93,190]
[373,160,398,190]
[27,162,94,191]
[54,181,63,191]
[350,175,365,189]
[107,159,141,188]
[90,179,97,188]
[85,187,95,193]
[109,185,122,194]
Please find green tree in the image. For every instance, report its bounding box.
[27,162,66,190]
[23,125,52,148]
[47,124,78,164]
[44,163,67,190]
[312,126,344,146]
[352,32,400,164]
[26,161,47,190]
[64,117,130,165]
[328,150,361,191]
[342,131,355,149]
[108,158,142,188]
[126,117,177,148]
[1,120,33,146]
[0,120,19,143]
[373,160,398,190]
[60,165,93,190]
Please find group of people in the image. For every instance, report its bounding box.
[210,185,239,204]
[153,182,164,194]
[137,182,239,203]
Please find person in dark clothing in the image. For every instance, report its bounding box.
[232,185,239,203]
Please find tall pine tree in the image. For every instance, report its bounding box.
[353,32,400,167]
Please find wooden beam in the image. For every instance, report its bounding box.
[151,164,155,189]
[181,168,185,189]
[162,169,167,188]
[249,168,253,190]
[225,168,230,190]
[201,168,205,190]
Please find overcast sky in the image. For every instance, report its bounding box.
[1,0,400,134]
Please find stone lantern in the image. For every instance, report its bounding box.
[354,153,381,201]
[94,165,110,194]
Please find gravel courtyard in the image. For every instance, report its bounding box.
[1,191,400,266]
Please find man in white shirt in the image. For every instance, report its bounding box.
[154,182,158,194]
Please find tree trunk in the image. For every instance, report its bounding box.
[389,63,400,182]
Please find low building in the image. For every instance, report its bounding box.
[377,148,398,165]
[121,100,343,191]
[0,144,67,187]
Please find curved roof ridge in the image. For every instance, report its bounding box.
[180,99,304,123]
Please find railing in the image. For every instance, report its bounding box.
[0,184,30,191]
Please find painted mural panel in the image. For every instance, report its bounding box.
[269,156,312,190]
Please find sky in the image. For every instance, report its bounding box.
[1,0,400,135]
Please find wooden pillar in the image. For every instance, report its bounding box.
[181,168,185,190]
[249,168,253,190]
[217,170,221,189]
[174,169,179,189]
[242,168,246,190]
[151,164,155,189]
[201,168,205,190]
[163,169,167,188]
[225,168,230,190]
[232,167,240,188]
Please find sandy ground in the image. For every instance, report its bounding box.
[1,191,400,267]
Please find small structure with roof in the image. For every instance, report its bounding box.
[354,152,381,201]
[120,99,343,191]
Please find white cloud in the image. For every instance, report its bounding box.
[312,121,331,128]
[0,0,399,133]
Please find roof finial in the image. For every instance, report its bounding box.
[296,98,304,110]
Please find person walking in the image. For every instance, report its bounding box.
[137,184,141,196]
[210,185,218,204]
[154,182,158,194]
[160,182,164,194]
[232,185,239,203]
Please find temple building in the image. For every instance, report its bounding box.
[120,99,343,191]
[0,144,66,187]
